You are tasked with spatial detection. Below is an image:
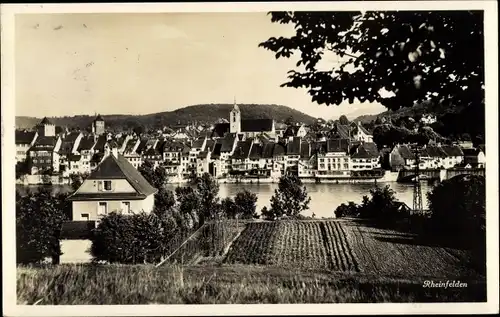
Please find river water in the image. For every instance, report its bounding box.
[167,182,433,218]
[17,182,433,219]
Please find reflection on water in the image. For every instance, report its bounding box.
[17,182,433,219]
[168,182,433,218]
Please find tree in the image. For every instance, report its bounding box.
[175,186,201,215]
[133,125,144,136]
[234,190,259,219]
[221,197,238,219]
[69,173,82,191]
[358,185,399,220]
[285,115,295,126]
[16,189,67,264]
[153,188,175,218]
[259,11,484,112]
[265,175,311,220]
[339,115,349,125]
[195,173,220,222]
[427,175,485,242]
[138,160,167,189]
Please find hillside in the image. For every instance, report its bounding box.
[353,101,455,124]
[15,104,316,130]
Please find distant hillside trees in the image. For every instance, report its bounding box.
[16,104,317,131]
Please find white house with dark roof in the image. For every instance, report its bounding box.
[316,139,351,177]
[351,121,373,143]
[15,130,38,163]
[67,148,158,221]
[349,142,380,171]
[27,136,62,174]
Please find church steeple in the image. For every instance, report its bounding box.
[230,97,241,134]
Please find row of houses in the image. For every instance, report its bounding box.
[16,109,485,181]
[389,143,486,170]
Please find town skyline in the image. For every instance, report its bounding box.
[15,12,386,119]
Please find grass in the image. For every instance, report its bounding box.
[17,264,486,304]
[17,219,487,304]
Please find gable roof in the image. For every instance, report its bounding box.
[205,139,216,152]
[15,130,37,144]
[426,145,447,158]
[350,142,379,159]
[396,145,415,160]
[249,143,263,159]
[220,133,237,152]
[77,136,95,151]
[231,140,253,159]
[211,142,223,159]
[300,142,311,159]
[241,119,273,132]
[286,137,301,155]
[93,135,108,152]
[29,136,58,151]
[135,139,149,154]
[262,143,275,159]
[64,131,81,143]
[78,154,157,196]
[440,145,463,157]
[192,137,205,149]
[272,142,287,157]
[326,138,350,153]
[331,124,351,139]
[39,117,53,125]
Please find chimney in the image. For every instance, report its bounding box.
[112,147,118,158]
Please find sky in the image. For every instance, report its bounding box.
[15,12,386,119]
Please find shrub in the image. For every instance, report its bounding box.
[16,189,67,264]
[266,175,311,220]
[221,197,238,219]
[69,173,82,191]
[358,185,399,220]
[234,190,258,219]
[335,201,360,218]
[427,175,485,244]
[90,212,168,264]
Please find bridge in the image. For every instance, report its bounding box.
[398,168,485,183]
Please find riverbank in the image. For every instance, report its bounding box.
[17,264,485,304]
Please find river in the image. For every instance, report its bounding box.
[17,182,433,219]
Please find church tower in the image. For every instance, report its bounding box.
[92,114,105,136]
[229,98,241,134]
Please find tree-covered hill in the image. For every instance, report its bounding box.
[16,104,316,131]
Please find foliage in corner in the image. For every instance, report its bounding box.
[259,11,484,111]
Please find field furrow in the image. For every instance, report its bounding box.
[223,220,481,279]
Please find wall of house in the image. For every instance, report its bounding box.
[60,239,92,263]
[72,195,154,221]
[76,179,136,194]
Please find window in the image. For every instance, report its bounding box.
[81,213,90,221]
[121,202,131,214]
[98,202,107,215]
[104,181,112,191]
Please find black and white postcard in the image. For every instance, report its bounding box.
[1,1,498,316]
